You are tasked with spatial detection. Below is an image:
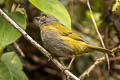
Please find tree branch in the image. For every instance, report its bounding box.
[79,56,106,79]
[79,45,120,79]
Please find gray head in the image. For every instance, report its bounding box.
[34,14,58,28]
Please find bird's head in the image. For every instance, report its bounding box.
[34,14,58,28]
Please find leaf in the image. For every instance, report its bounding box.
[0,52,27,80]
[112,0,120,12]
[0,11,26,53]
[29,0,71,29]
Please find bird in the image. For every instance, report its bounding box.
[34,14,113,60]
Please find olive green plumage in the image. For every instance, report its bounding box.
[34,14,112,58]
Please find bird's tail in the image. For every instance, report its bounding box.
[87,45,113,55]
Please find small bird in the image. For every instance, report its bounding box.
[34,14,113,59]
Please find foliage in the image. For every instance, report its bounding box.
[0,11,26,53]
[112,0,120,11]
[0,52,27,80]
[29,0,71,29]
[0,2,27,80]
[112,0,120,15]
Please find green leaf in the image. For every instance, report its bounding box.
[0,11,26,53]
[0,52,27,80]
[112,0,120,11]
[29,0,71,29]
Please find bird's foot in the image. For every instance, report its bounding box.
[67,56,75,69]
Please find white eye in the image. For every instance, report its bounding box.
[33,17,41,25]
[34,17,40,21]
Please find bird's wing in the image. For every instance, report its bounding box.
[47,23,86,42]
[62,32,86,42]
[55,23,86,42]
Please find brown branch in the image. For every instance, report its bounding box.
[0,9,80,80]
[13,42,25,57]
[110,56,120,61]
[79,45,120,79]
[87,0,105,48]
[79,56,105,79]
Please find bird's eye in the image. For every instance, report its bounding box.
[34,17,40,21]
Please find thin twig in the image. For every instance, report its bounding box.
[79,56,105,79]
[0,9,80,80]
[87,0,105,47]
[110,56,120,61]
[87,0,110,71]
[79,0,111,79]
[79,45,120,79]
[13,42,25,57]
